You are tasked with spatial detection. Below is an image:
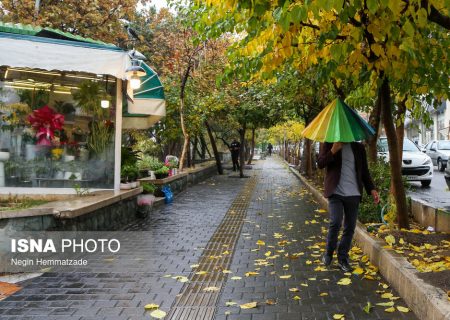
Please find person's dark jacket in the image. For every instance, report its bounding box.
[317,142,375,198]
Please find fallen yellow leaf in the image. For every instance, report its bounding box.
[384,307,395,313]
[230,276,242,280]
[376,301,394,307]
[397,306,409,313]
[150,309,167,319]
[245,272,259,277]
[333,314,345,319]
[319,293,328,296]
[381,293,393,299]
[279,275,292,279]
[353,267,364,275]
[144,304,159,310]
[293,295,301,300]
[385,235,396,246]
[256,240,265,246]
[225,301,237,306]
[240,302,257,309]
[337,278,352,285]
[289,288,299,292]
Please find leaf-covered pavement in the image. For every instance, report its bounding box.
[213,158,417,320]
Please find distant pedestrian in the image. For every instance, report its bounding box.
[230,139,240,171]
[267,143,273,156]
[318,142,379,272]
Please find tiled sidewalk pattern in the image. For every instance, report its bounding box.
[0,175,247,319]
[0,158,417,319]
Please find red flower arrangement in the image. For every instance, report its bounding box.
[27,106,64,146]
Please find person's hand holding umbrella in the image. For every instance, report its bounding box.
[331,142,343,154]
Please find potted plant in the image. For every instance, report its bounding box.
[87,120,114,159]
[138,156,164,180]
[53,161,64,179]
[120,164,139,189]
[64,141,79,162]
[165,156,179,176]
[22,127,37,160]
[142,182,157,194]
[27,105,64,146]
[64,161,82,180]
[154,166,169,179]
[72,80,108,119]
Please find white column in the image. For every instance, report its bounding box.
[419,122,424,145]
[433,112,438,140]
[114,79,123,192]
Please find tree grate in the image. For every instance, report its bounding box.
[167,176,258,320]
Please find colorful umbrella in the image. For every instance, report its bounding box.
[301,98,375,142]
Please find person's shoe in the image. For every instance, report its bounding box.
[322,254,332,267]
[338,259,352,272]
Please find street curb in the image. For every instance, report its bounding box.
[288,166,450,320]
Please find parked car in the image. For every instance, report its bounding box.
[378,137,433,187]
[424,140,450,172]
[445,165,450,189]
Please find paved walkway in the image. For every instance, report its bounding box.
[0,157,417,319]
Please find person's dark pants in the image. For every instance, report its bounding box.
[231,152,240,171]
[326,194,360,262]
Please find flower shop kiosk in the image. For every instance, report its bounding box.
[0,22,165,194]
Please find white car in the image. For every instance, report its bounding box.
[424,140,450,172]
[378,138,433,187]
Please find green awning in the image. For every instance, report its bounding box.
[133,62,165,100]
[123,62,166,129]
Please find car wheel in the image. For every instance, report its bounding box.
[421,180,431,187]
[437,159,445,172]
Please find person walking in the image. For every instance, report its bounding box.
[267,143,273,156]
[230,139,240,171]
[318,142,379,272]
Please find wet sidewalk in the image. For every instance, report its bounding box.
[0,157,417,319]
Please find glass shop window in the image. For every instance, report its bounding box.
[0,67,116,189]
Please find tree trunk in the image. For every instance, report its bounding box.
[191,136,197,167]
[186,136,191,168]
[395,97,407,163]
[205,120,223,175]
[239,124,246,178]
[247,128,256,165]
[178,95,189,171]
[199,134,207,159]
[178,65,192,171]
[368,93,383,163]
[380,77,409,229]
[304,138,313,177]
[244,140,250,161]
